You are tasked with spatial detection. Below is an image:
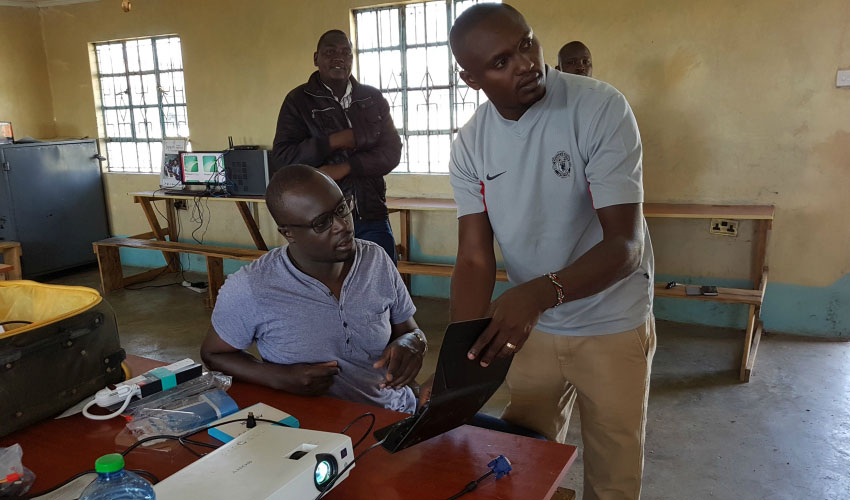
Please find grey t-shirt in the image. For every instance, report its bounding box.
[211,239,417,412]
[450,68,654,336]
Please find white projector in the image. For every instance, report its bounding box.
[154,424,354,499]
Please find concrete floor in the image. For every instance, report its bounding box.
[47,265,850,499]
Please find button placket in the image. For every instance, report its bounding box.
[340,305,352,353]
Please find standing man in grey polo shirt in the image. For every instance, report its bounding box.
[200,166,426,413]
[447,4,654,500]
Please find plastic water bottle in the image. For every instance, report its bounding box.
[79,454,155,500]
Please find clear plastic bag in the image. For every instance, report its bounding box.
[0,444,35,497]
[125,387,238,442]
[123,371,232,418]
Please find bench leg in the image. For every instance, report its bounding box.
[137,198,180,272]
[551,488,577,500]
[206,257,224,309]
[745,320,764,380]
[94,245,124,293]
[740,305,760,382]
[399,209,411,289]
[2,245,22,280]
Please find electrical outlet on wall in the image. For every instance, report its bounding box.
[837,69,850,88]
[710,218,738,237]
[174,200,188,211]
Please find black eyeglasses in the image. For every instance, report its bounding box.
[282,196,353,233]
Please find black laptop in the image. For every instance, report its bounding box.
[373,318,514,453]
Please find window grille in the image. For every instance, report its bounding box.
[353,0,499,173]
[93,36,189,173]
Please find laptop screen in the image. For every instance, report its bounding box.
[374,318,514,452]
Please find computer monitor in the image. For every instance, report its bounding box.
[180,151,226,186]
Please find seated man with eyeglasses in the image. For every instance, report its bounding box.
[200,165,426,413]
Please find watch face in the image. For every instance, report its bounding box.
[411,330,427,352]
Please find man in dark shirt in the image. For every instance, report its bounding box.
[272,30,402,262]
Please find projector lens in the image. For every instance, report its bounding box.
[314,454,338,490]
[315,461,332,484]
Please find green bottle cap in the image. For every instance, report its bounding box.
[94,453,125,473]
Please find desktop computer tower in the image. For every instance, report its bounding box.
[224,149,269,196]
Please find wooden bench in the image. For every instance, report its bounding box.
[551,488,577,500]
[387,198,774,382]
[92,238,266,307]
[0,241,22,280]
[0,264,13,280]
[397,261,509,281]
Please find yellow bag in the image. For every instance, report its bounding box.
[0,281,125,437]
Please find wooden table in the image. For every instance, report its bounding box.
[1,356,576,499]
[104,192,269,302]
[0,241,22,280]
[131,190,268,255]
[386,198,774,382]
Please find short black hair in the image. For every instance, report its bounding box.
[450,3,522,56]
[317,29,350,52]
[558,41,590,58]
[265,164,323,226]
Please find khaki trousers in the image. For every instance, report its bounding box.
[501,316,656,500]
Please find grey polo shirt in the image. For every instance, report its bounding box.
[211,239,417,412]
[450,68,654,336]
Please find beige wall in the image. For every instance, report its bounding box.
[525,0,850,288]
[0,6,55,139]
[36,0,850,294]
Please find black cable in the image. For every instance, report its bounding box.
[190,193,208,244]
[444,470,494,500]
[174,198,187,283]
[121,434,198,457]
[176,438,205,458]
[122,186,191,290]
[22,468,160,498]
[29,417,297,499]
[120,416,289,458]
[199,196,211,243]
[179,437,219,450]
[0,320,32,326]
[23,469,95,499]
[151,185,188,282]
[314,438,386,500]
[127,468,160,484]
[125,279,183,291]
[340,412,376,449]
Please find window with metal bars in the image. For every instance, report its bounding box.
[353,0,499,174]
[93,36,190,173]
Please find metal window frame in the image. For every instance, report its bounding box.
[353,0,492,174]
[93,35,188,173]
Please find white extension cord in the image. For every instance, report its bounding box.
[82,384,141,420]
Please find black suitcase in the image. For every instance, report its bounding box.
[0,281,125,438]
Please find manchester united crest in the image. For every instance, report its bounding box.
[552,151,572,178]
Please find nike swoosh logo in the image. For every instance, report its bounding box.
[485,171,507,181]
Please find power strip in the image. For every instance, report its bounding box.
[182,280,208,294]
[94,383,141,407]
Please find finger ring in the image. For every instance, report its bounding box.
[505,342,517,350]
